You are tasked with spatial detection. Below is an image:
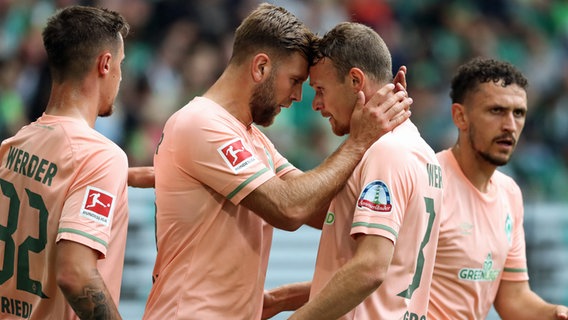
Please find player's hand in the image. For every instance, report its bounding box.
[262,290,282,320]
[349,83,412,149]
[128,166,155,188]
[393,65,407,93]
[554,304,568,319]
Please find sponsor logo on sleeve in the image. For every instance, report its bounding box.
[218,138,257,173]
[80,186,115,226]
[357,180,392,213]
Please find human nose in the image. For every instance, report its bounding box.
[502,112,516,133]
[312,96,323,111]
[291,85,302,102]
[312,95,323,111]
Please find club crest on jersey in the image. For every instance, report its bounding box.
[357,180,392,213]
[80,186,115,226]
[218,138,257,173]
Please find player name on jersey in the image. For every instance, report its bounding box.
[427,162,442,189]
[3,146,58,186]
[1,296,32,319]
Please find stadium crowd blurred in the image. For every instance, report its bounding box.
[1,0,568,201]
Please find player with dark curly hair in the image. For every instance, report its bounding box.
[428,57,568,320]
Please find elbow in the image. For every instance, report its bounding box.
[274,214,304,231]
[265,208,305,231]
[359,261,388,291]
[56,264,91,295]
[277,206,312,231]
[366,270,386,290]
[56,269,79,295]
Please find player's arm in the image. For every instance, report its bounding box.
[494,280,568,320]
[128,166,154,188]
[241,86,412,231]
[56,240,122,320]
[262,281,311,320]
[279,170,328,230]
[289,234,394,319]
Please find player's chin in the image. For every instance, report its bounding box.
[99,105,114,118]
[330,120,348,137]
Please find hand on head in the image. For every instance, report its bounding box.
[393,65,407,93]
[349,83,412,149]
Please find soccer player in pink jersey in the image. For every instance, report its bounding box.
[142,3,413,320]
[263,22,443,320]
[0,6,130,320]
[428,57,568,320]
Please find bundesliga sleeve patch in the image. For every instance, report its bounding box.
[218,138,257,173]
[357,180,392,213]
[80,186,115,226]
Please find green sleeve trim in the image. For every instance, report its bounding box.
[275,163,292,173]
[351,221,398,239]
[58,228,108,248]
[227,167,270,200]
[503,267,528,273]
[264,148,274,171]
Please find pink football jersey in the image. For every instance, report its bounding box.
[0,114,129,319]
[428,149,528,319]
[310,120,443,319]
[144,97,297,320]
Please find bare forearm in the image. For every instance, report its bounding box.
[128,166,154,188]
[290,259,380,319]
[265,282,311,314]
[495,280,568,320]
[282,138,366,220]
[497,291,561,320]
[61,269,121,320]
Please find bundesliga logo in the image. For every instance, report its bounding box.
[218,138,257,173]
[80,186,114,226]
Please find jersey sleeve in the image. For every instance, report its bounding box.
[259,132,297,178]
[172,115,276,205]
[57,144,128,258]
[501,182,529,281]
[350,142,409,244]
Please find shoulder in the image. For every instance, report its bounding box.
[493,169,522,196]
[365,124,434,165]
[166,97,243,137]
[59,124,128,172]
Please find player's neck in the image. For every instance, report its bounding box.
[203,67,254,128]
[44,82,97,128]
[451,144,496,193]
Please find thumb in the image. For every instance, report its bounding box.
[354,91,365,111]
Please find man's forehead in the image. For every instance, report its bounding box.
[308,58,333,85]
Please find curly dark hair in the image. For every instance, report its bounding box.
[450,57,528,103]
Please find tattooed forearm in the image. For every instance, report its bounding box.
[64,273,121,320]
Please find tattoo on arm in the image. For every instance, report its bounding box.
[66,276,120,320]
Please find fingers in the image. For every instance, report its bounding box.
[348,82,412,146]
[365,87,412,132]
[384,91,412,116]
[362,83,395,108]
[387,98,413,129]
[353,90,366,111]
[393,65,407,92]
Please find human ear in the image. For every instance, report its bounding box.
[451,103,468,130]
[349,67,365,92]
[98,52,112,76]
[251,53,271,82]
